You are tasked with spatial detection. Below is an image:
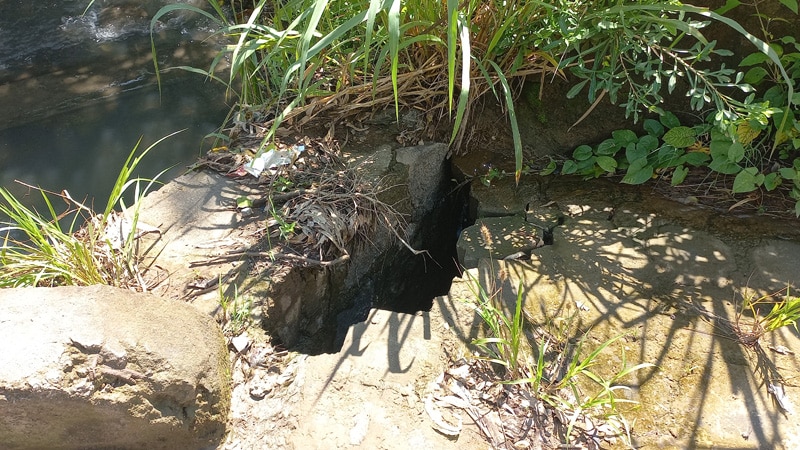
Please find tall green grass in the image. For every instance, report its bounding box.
[152,0,790,182]
[153,0,555,181]
[0,134,175,289]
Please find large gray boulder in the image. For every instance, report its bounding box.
[0,285,230,450]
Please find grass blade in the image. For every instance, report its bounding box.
[488,60,523,183]
[388,0,400,120]
[449,16,471,145]
[150,3,222,98]
[363,0,384,80]
[446,0,458,116]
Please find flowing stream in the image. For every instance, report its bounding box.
[0,0,229,215]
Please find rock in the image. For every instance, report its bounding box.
[0,285,230,450]
[467,175,540,219]
[395,143,449,219]
[135,169,263,308]
[457,215,540,269]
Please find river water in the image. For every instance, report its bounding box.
[0,0,229,214]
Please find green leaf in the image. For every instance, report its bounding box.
[660,111,681,129]
[446,0,458,112]
[672,165,689,185]
[743,66,769,85]
[362,0,383,77]
[388,0,400,117]
[780,167,797,180]
[795,200,800,218]
[236,196,253,208]
[656,146,684,168]
[487,60,523,183]
[682,152,710,166]
[150,4,223,98]
[764,85,788,107]
[739,52,770,67]
[612,129,638,146]
[576,157,597,174]
[449,16,471,148]
[644,119,665,137]
[596,156,618,172]
[709,156,742,174]
[663,126,697,148]
[562,160,578,175]
[779,0,798,13]
[637,135,660,153]
[626,141,648,163]
[710,136,733,158]
[540,160,557,176]
[732,167,762,193]
[764,172,781,191]
[622,158,653,185]
[728,142,745,163]
[566,80,589,99]
[573,145,593,161]
[297,0,328,91]
[595,139,620,156]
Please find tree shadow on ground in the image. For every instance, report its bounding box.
[443,177,800,448]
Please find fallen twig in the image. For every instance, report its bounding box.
[190,251,350,268]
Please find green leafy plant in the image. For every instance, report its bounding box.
[151,0,790,186]
[543,332,652,441]
[734,284,800,346]
[554,111,706,185]
[554,1,793,132]
[218,283,253,335]
[728,33,800,211]
[467,271,527,376]
[266,197,299,241]
[0,134,175,289]
[554,90,800,215]
[465,268,653,444]
[152,0,554,181]
[463,235,653,445]
[546,2,800,214]
[479,167,505,187]
[463,224,538,379]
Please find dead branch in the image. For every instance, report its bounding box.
[190,251,350,268]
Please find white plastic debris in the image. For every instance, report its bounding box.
[231,334,250,353]
[243,145,305,177]
[768,383,794,414]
